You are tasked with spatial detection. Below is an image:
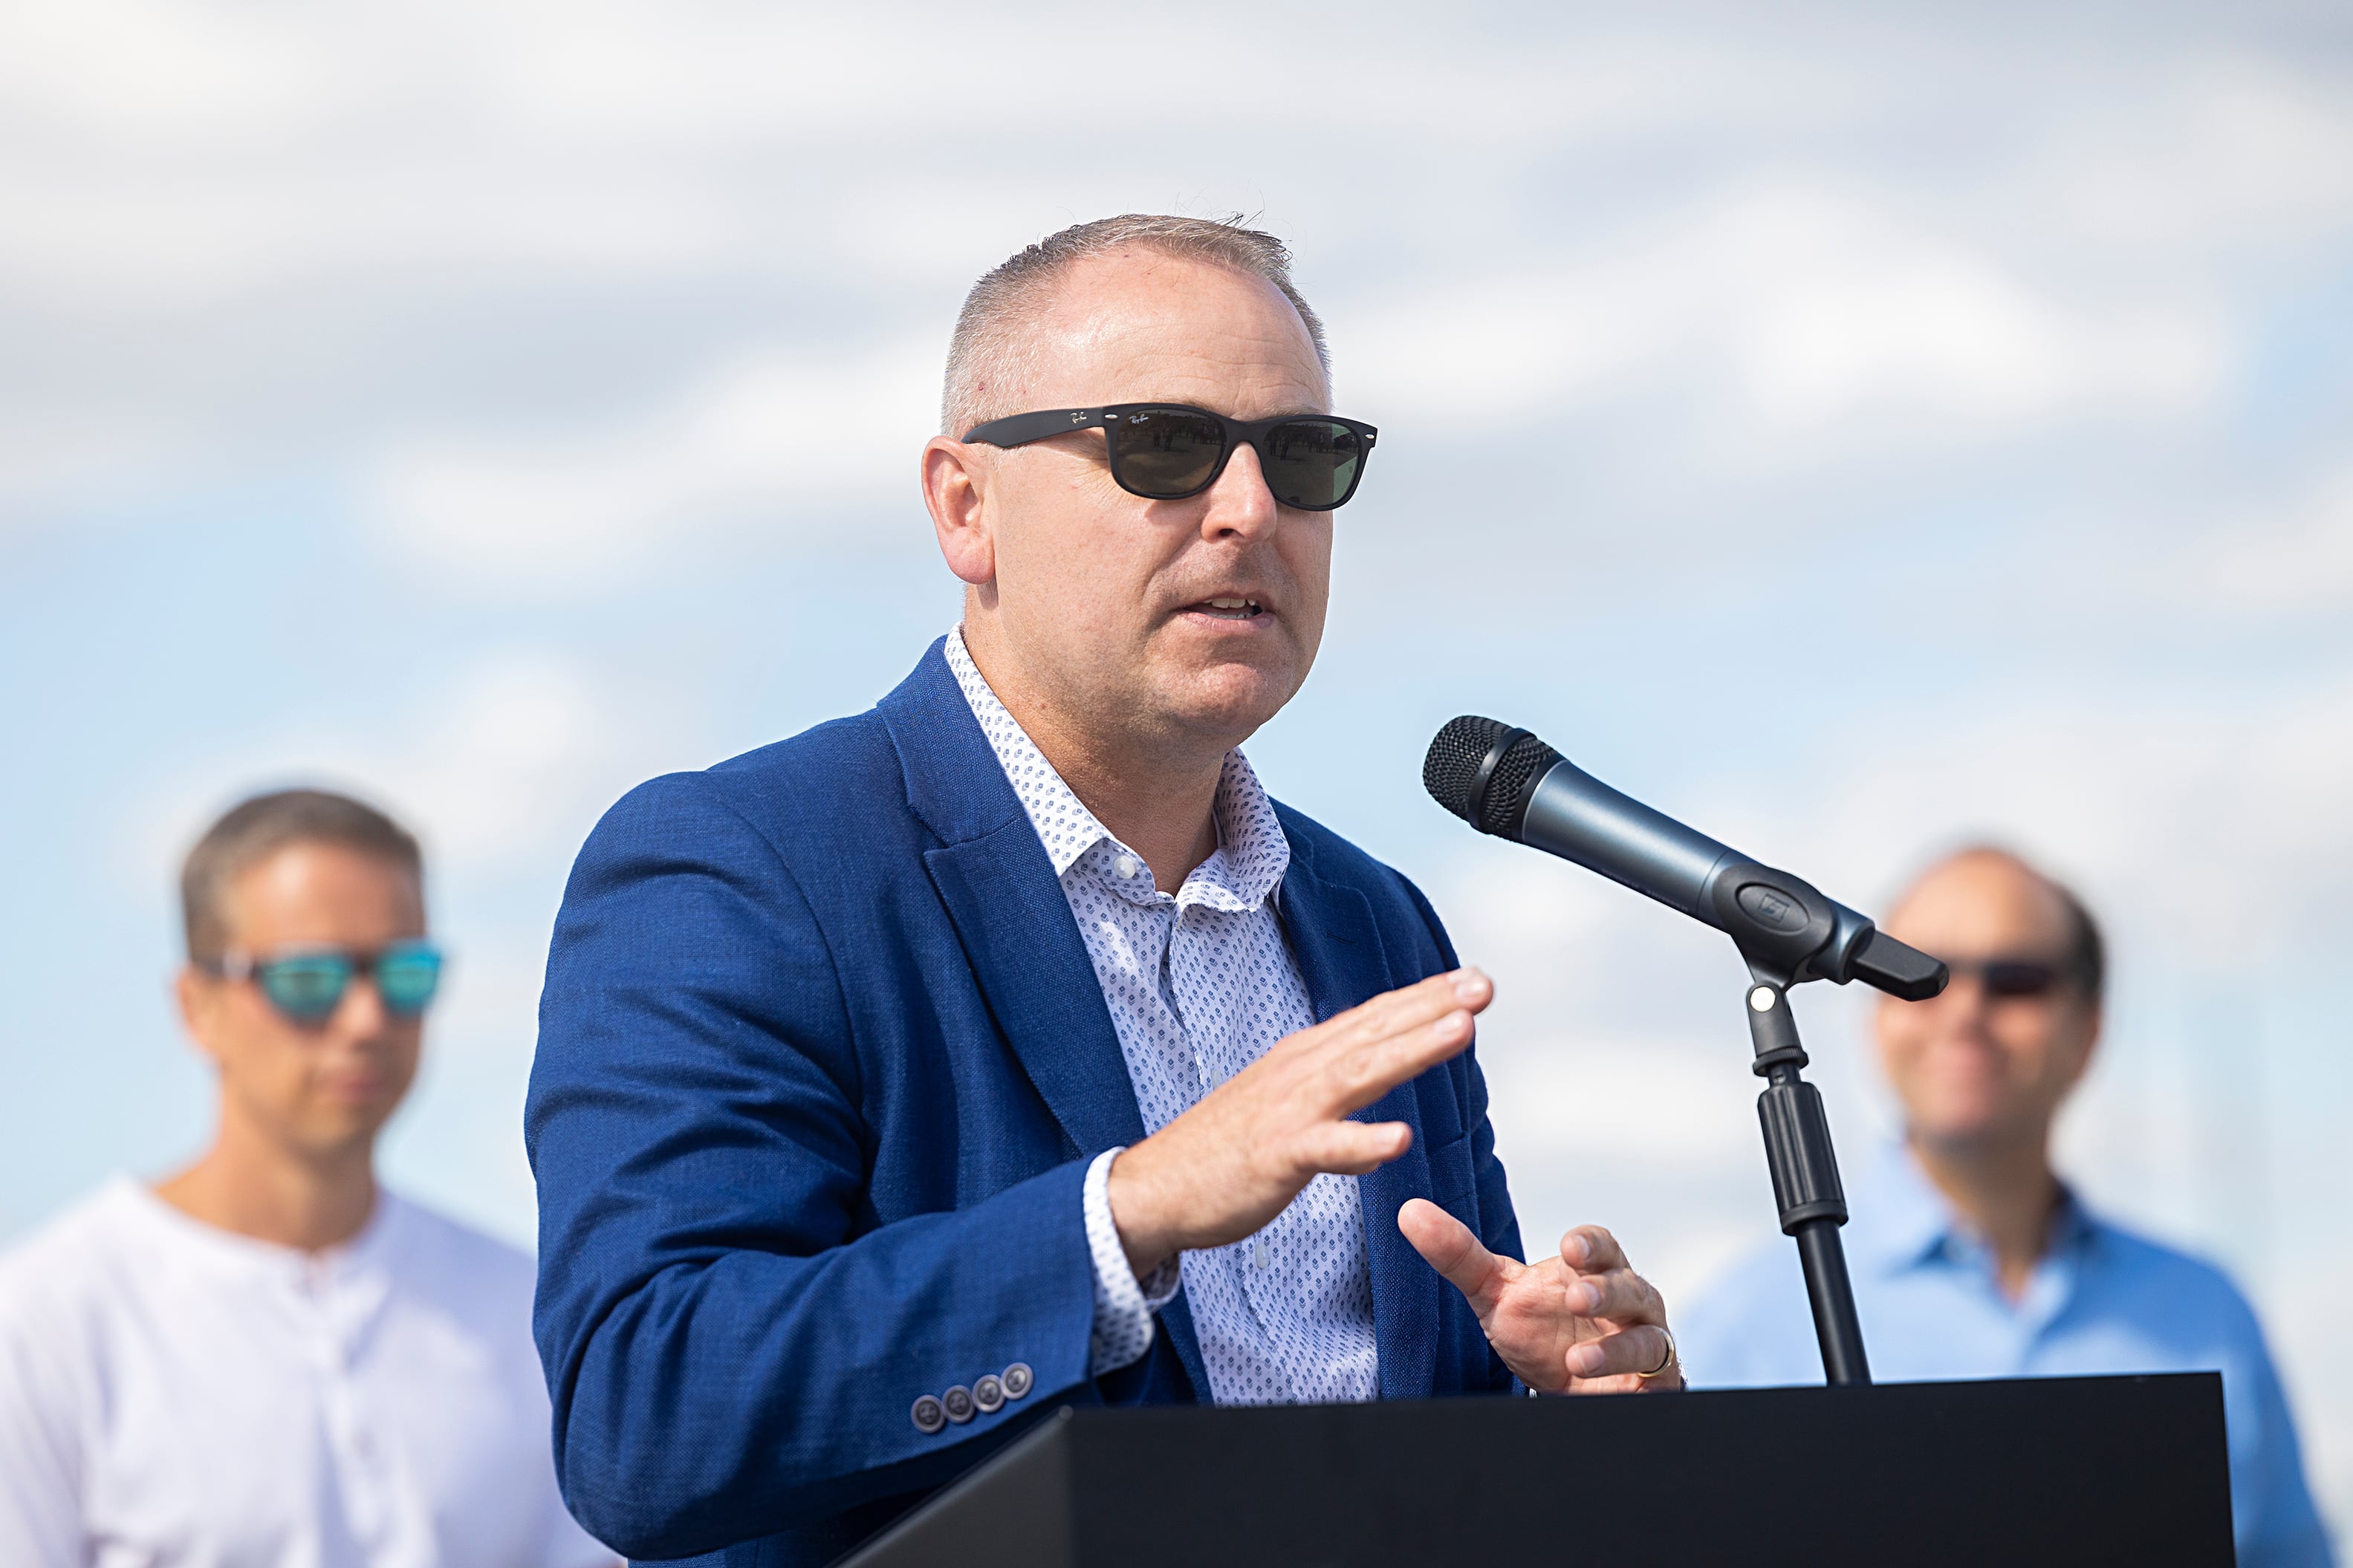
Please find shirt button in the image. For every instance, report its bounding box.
[1253,1238,1269,1270]
[1114,856,1139,880]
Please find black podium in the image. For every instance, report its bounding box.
[838,1373,2232,1567]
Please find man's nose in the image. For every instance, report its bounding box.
[1198,441,1280,541]
[331,974,391,1037]
[1927,970,1995,1027]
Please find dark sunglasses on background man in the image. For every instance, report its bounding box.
[1937,955,2083,1001]
[962,404,1377,511]
[202,940,444,1024]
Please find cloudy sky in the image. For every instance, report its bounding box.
[2,0,2349,1532]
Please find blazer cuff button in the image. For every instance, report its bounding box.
[1002,1362,1033,1399]
[973,1374,1005,1414]
[911,1395,947,1434]
[941,1385,976,1424]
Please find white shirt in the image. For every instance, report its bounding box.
[945,628,1381,1405]
[0,1177,615,1568]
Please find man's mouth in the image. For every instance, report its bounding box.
[1188,596,1265,621]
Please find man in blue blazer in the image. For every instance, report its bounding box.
[528,214,1684,1567]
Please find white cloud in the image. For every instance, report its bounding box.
[363,338,938,592]
[1343,181,2230,456]
[1775,674,2353,954]
[0,0,333,140]
[118,646,670,896]
[378,653,624,865]
[2028,56,2353,248]
[2174,466,2353,616]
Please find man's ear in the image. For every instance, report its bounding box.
[923,437,995,588]
[175,967,228,1072]
[2055,999,2102,1096]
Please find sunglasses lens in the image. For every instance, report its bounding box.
[1982,962,2059,998]
[376,943,444,1018]
[1262,420,1365,510]
[259,956,353,1021]
[1109,409,1226,497]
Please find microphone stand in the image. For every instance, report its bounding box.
[1740,974,1870,1385]
[1690,857,1918,1387]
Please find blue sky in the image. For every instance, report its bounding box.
[2,0,2349,1534]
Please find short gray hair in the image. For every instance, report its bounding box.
[941,213,1330,438]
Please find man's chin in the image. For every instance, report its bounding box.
[1147,663,1302,748]
[1910,1110,2042,1157]
[296,1103,402,1155]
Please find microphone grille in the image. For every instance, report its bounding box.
[1478,731,1560,837]
[1423,716,1514,824]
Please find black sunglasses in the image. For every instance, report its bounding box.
[1938,956,2077,1000]
[961,404,1377,512]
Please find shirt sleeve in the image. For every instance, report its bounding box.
[0,1289,87,1568]
[1082,1148,1181,1375]
[2226,1315,2337,1568]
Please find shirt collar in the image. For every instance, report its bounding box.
[108,1174,403,1287]
[1852,1141,2097,1278]
[943,625,1288,908]
[1851,1142,1964,1273]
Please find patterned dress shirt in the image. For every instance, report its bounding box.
[945,628,1380,1405]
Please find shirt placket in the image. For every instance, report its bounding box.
[1176,884,1300,1389]
[291,1255,395,1558]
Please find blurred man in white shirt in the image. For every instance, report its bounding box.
[0,788,614,1568]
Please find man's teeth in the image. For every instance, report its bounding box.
[1199,597,1262,619]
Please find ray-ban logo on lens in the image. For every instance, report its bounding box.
[1738,883,1808,934]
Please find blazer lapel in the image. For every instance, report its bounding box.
[883,640,1146,1157]
[1276,841,1444,1402]
[924,823,1145,1156]
[882,641,1210,1399]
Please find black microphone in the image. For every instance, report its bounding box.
[1423,716,1946,1000]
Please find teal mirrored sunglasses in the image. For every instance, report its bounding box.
[207,940,444,1024]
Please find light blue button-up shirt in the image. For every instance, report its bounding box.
[1679,1145,2334,1567]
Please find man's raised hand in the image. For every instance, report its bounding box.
[1106,969,1493,1278]
[1398,1202,1682,1393]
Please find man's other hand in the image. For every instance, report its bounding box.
[1106,969,1493,1278]
[1398,1204,1683,1393]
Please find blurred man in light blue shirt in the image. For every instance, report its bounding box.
[1679,846,2333,1568]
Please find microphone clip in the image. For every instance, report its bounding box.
[1710,859,1948,1002]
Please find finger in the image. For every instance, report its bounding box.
[1332,1007,1479,1110]
[1398,1197,1513,1318]
[1291,1119,1413,1176]
[1560,1268,1664,1326]
[1560,1225,1629,1276]
[1319,969,1493,1057]
[1565,1324,1675,1382]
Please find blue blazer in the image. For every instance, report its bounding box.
[527,642,1525,1566]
